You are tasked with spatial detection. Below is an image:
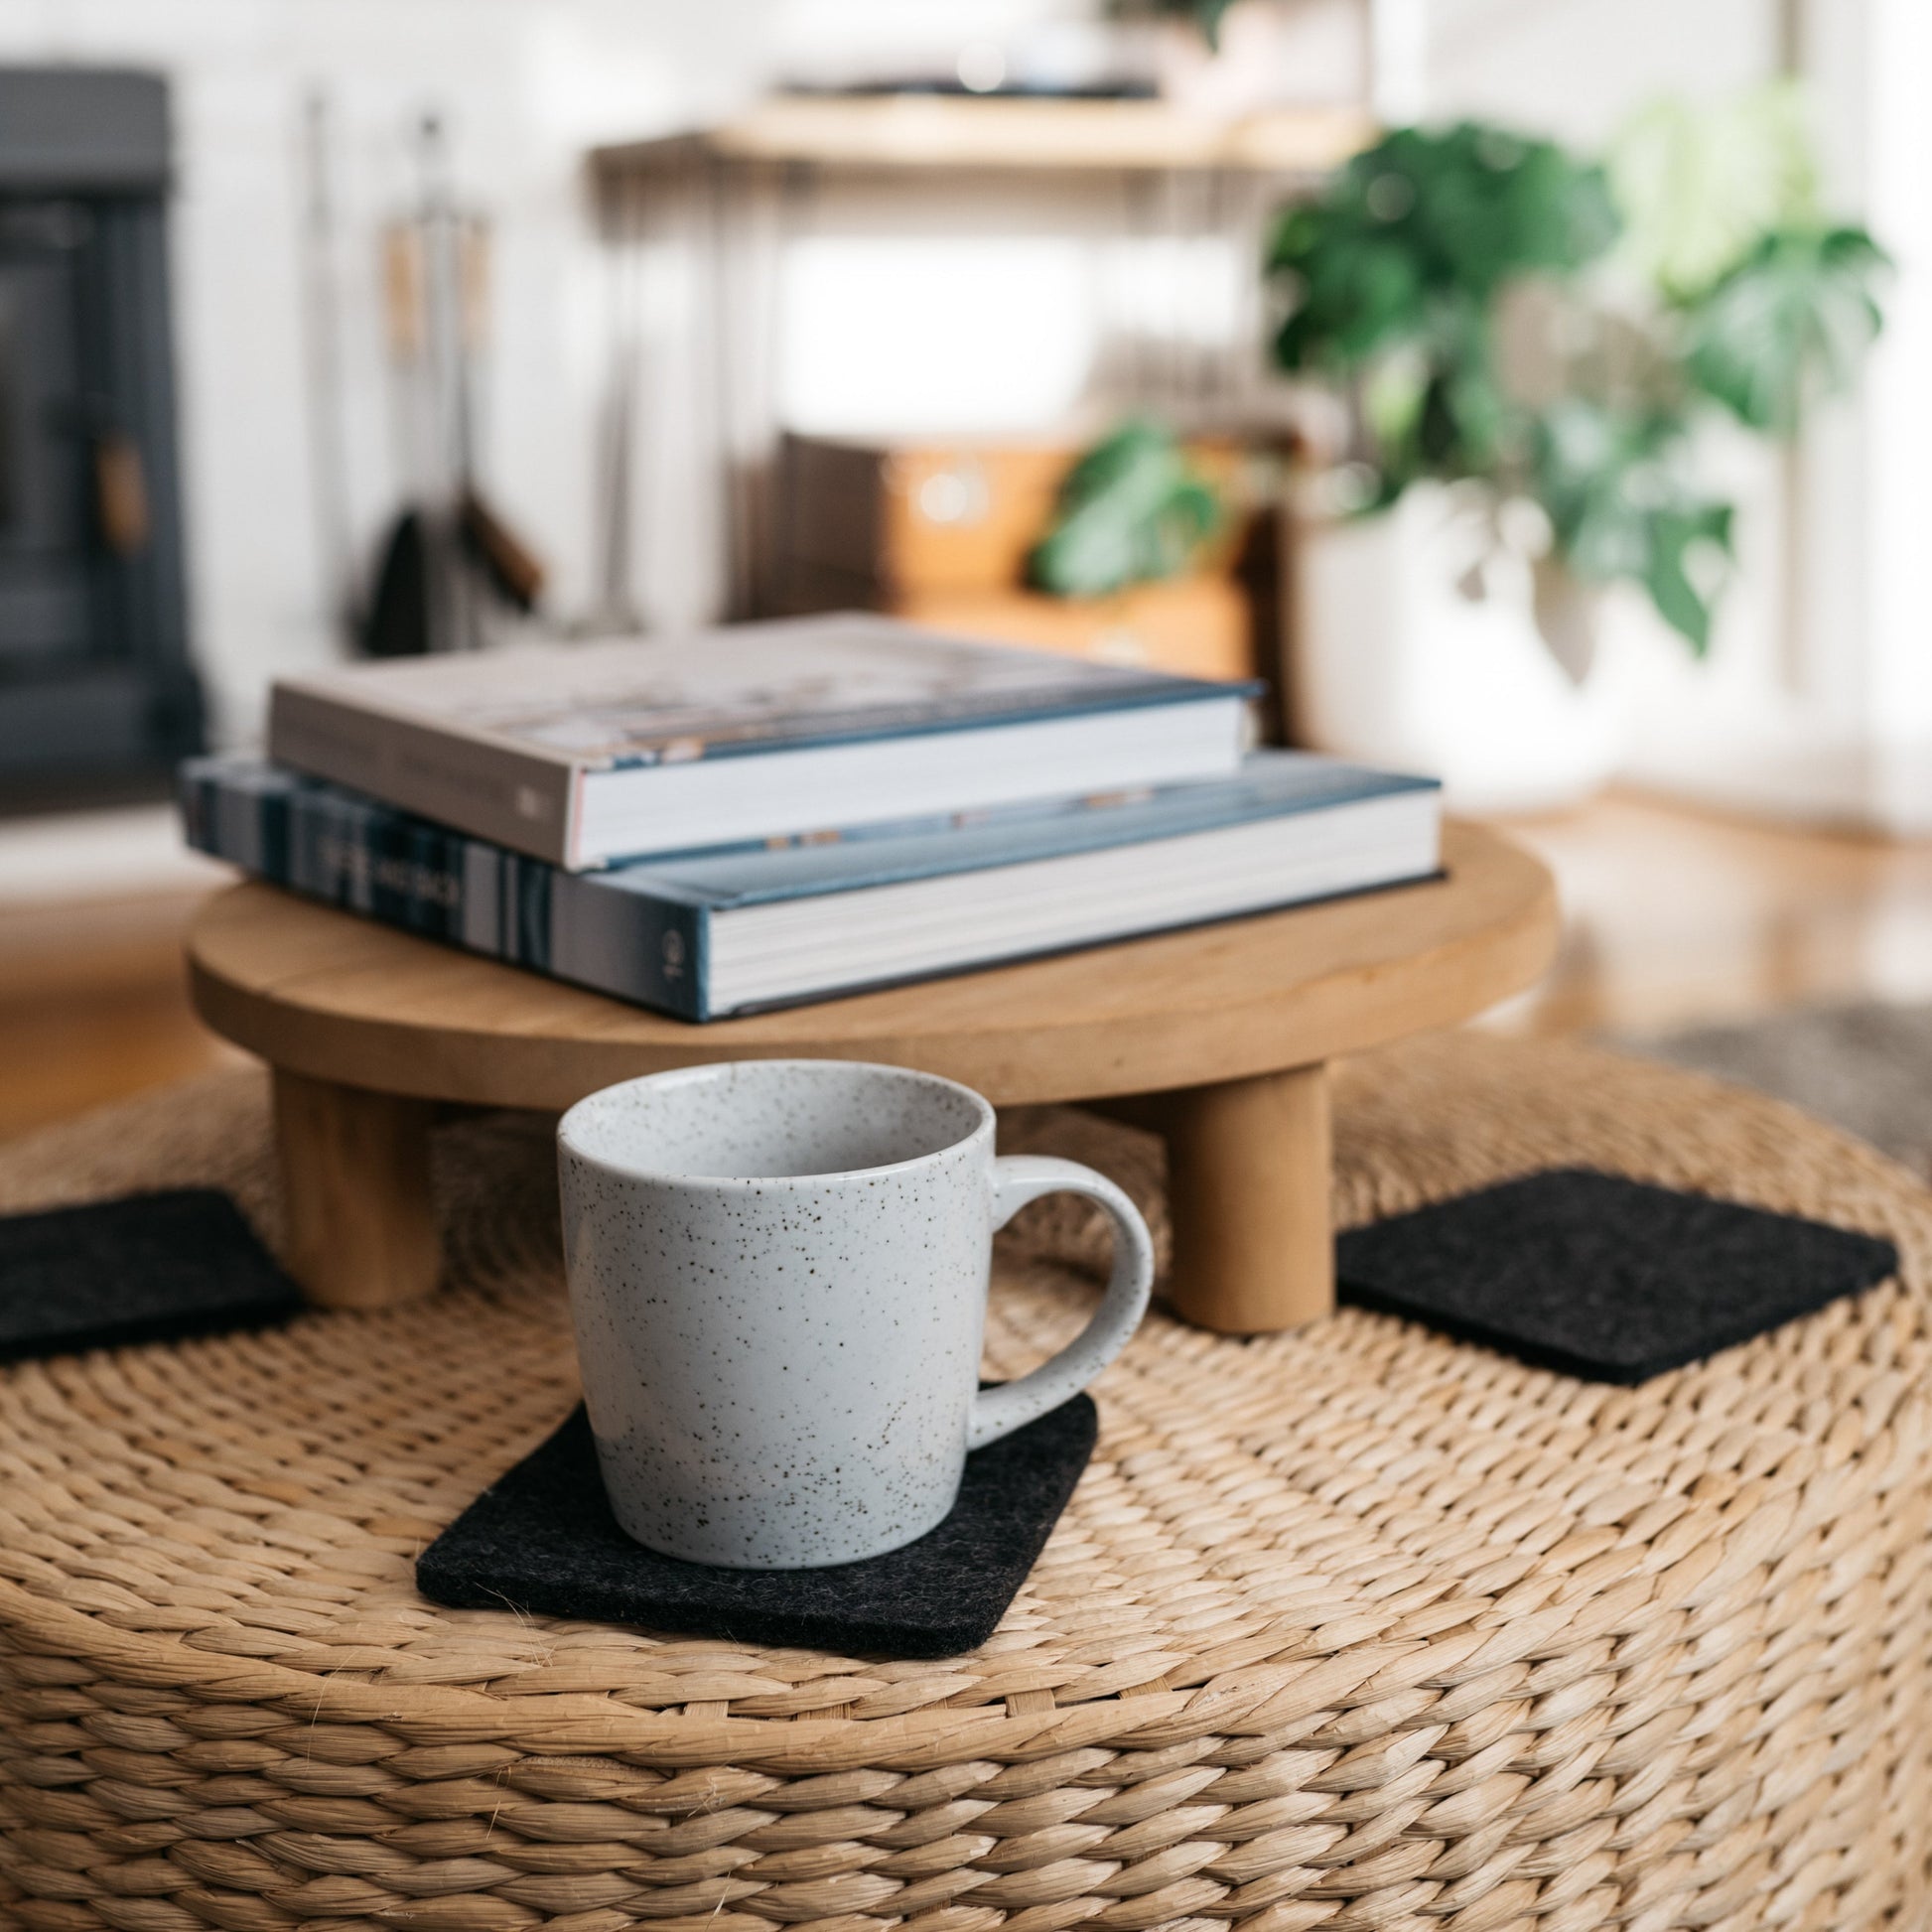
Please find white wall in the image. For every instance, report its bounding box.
[1619,0,1932,834]
[1429,0,1776,138]
[1851,0,1932,829]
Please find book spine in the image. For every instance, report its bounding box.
[182,764,708,1022]
[268,683,583,869]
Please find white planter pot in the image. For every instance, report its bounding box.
[1289,483,1629,815]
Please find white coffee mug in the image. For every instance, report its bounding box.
[557,1058,1154,1569]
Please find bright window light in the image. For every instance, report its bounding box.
[1097,235,1245,347]
[778,236,1096,435]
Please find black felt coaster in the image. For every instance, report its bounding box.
[0,1189,303,1362]
[417,1396,1097,1658]
[1336,1168,1898,1384]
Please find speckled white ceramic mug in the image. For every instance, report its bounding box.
[557,1058,1155,1570]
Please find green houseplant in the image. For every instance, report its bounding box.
[1028,420,1225,599]
[1268,99,1887,658]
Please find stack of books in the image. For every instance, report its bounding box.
[182,614,1442,1022]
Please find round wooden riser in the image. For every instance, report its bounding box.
[188,822,1559,1332]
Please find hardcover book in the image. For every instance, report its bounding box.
[267,613,1255,870]
[182,753,1442,1023]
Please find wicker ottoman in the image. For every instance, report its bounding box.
[0,1034,1927,1932]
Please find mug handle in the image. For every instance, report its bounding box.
[969,1155,1156,1451]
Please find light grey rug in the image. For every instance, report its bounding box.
[1620,1002,1932,1181]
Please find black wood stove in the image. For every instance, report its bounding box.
[0,68,201,803]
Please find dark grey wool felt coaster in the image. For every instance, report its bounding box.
[417,1395,1097,1658]
[0,1189,304,1361]
[1336,1167,1898,1384]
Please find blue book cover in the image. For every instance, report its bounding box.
[181,754,1439,1023]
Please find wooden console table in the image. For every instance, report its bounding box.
[583,94,1373,625]
[187,822,1556,1333]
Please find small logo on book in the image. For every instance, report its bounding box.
[661,930,686,980]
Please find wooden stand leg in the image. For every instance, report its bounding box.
[272,1068,441,1311]
[1160,1062,1333,1334]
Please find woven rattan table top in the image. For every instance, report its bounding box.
[1,1034,1928,1932]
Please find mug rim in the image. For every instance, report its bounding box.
[557,1056,996,1190]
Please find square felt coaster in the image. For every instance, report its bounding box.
[1336,1168,1898,1384]
[0,1189,304,1362]
[417,1395,1097,1658]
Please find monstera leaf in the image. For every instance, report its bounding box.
[1683,225,1888,436]
[1532,400,1734,652]
[1270,124,1619,505]
[1029,422,1223,600]
[1272,211,1430,372]
[1272,122,1619,375]
[1610,83,1820,300]
[1189,0,1237,47]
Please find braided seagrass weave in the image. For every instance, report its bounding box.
[0,1033,1928,1932]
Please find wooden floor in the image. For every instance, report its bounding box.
[1494,795,1932,1037]
[5,790,1931,1143]
[0,892,249,1143]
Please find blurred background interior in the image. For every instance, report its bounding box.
[6,0,1932,1166]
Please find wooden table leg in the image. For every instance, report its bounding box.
[1159,1062,1333,1334]
[272,1068,441,1311]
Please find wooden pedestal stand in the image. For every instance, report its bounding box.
[188,823,1556,1333]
